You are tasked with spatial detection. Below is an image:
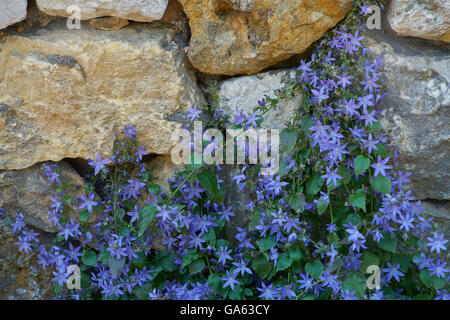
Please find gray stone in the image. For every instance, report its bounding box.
[366,35,450,200]
[389,0,450,42]
[36,0,168,22]
[0,217,53,299]
[217,68,300,130]
[0,0,27,30]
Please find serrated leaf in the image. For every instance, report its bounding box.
[306,172,324,198]
[378,233,397,253]
[79,210,90,223]
[305,261,323,280]
[354,155,370,176]
[257,236,277,252]
[251,255,272,279]
[287,192,306,212]
[276,253,293,272]
[281,129,297,154]
[197,169,218,196]
[138,204,158,237]
[317,199,328,215]
[108,256,125,278]
[82,250,97,267]
[188,259,205,275]
[371,175,391,194]
[348,189,366,212]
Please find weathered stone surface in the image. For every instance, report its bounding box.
[366,35,450,200]
[389,0,450,43]
[0,23,205,170]
[217,68,299,129]
[89,17,129,31]
[0,161,91,233]
[178,0,353,75]
[36,0,169,22]
[147,155,184,193]
[0,0,27,30]
[0,217,53,300]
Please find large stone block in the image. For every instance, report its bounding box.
[0,23,204,170]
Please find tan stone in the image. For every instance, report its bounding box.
[89,17,129,31]
[178,0,353,75]
[0,23,204,170]
[147,155,184,193]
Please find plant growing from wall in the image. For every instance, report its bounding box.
[6,0,449,300]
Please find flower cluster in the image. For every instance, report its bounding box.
[4,0,449,300]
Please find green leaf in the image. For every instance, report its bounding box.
[378,233,397,253]
[433,277,446,290]
[188,259,205,275]
[202,229,216,244]
[276,254,293,272]
[305,261,323,280]
[306,172,324,198]
[257,236,277,252]
[419,269,433,288]
[197,169,218,196]
[108,256,125,278]
[148,184,161,195]
[280,129,297,154]
[360,252,380,273]
[155,250,177,272]
[98,248,110,264]
[354,155,370,176]
[182,249,199,268]
[287,192,306,212]
[208,274,222,292]
[370,175,391,194]
[342,274,366,298]
[251,255,272,279]
[373,143,389,158]
[348,189,366,212]
[393,253,411,273]
[317,199,328,215]
[288,247,303,262]
[138,204,158,237]
[344,213,362,227]
[228,286,243,300]
[79,210,90,223]
[82,250,97,267]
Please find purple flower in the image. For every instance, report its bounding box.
[371,156,392,177]
[257,282,279,300]
[134,146,149,161]
[122,124,136,140]
[186,104,202,122]
[88,153,110,176]
[78,193,98,214]
[220,270,240,291]
[382,263,404,282]
[426,232,448,254]
[321,167,343,187]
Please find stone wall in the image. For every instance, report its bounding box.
[0,0,448,299]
